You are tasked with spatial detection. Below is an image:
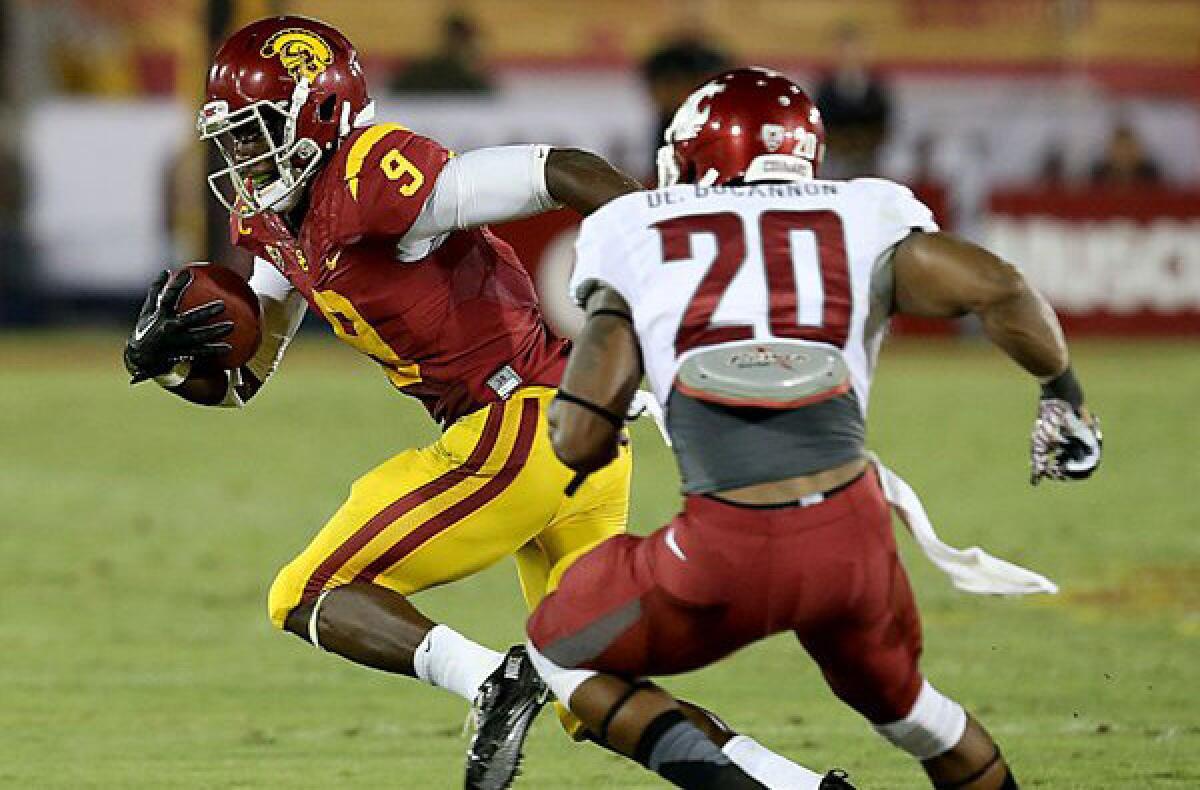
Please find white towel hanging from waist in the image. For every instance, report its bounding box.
[869,454,1059,596]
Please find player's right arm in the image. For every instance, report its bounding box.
[891,231,1102,483]
[346,126,641,259]
[544,148,645,216]
[395,144,643,249]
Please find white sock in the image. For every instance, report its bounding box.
[412,625,503,703]
[874,679,967,759]
[722,735,824,790]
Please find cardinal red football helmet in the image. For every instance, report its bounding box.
[199,16,374,216]
[657,67,825,188]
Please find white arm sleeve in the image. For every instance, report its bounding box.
[402,145,561,245]
[219,257,305,407]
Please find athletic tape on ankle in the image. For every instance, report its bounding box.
[307,589,332,651]
[874,680,968,759]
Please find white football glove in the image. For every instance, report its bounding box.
[1030,400,1102,485]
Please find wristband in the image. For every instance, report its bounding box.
[154,360,192,389]
[1039,367,1084,411]
[588,308,634,324]
[554,390,626,429]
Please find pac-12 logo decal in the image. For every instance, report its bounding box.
[260,29,333,82]
[761,124,786,152]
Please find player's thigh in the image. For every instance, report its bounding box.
[268,397,555,627]
[266,441,452,627]
[800,553,924,724]
[528,526,741,678]
[514,443,632,609]
[361,396,573,596]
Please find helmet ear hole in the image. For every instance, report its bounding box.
[317,95,337,122]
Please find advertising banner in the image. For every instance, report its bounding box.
[985,189,1200,335]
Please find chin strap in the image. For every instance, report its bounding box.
[285,79,310,143]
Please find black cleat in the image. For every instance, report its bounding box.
[464,645,551,790]
[820,769,857,789]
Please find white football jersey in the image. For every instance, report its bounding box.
[570,179,938,414]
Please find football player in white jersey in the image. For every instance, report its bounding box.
[505,69,1101,790]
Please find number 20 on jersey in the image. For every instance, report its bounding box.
[654,209,852,354]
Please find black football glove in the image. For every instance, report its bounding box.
[1030,400,1102,485]
[123,269,233,384]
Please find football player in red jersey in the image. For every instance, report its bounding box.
[515,69,1101,789]
[122,17,831,790]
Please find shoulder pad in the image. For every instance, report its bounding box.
[847,177,914,199]
[336,124,450,238]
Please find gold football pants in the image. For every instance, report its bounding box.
[268,387,631,632]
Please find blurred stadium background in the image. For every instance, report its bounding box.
[1,1,1197,788]
[2,0,1199,332]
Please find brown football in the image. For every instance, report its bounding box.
[173,263,262,370]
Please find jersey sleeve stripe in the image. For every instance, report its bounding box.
[354,397,541,584]
[298,400,506,603]
[344,123,409,200]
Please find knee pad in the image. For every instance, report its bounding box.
[874,679,967,760]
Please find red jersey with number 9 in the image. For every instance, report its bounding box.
[231,124,568,424]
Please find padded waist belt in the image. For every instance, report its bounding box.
[674,339,851,410]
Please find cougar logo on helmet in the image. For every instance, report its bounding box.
[666,82,726,143]
[260,29,333,82]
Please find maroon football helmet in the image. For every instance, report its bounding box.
[657,67,825,188]
[198,16,373,216]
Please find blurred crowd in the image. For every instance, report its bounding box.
[0,0,1191,326]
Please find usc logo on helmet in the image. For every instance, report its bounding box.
[260,29,333,82]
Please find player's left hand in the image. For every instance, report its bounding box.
[1030,400,1102,485]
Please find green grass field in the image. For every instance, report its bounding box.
[1,333,1196,789]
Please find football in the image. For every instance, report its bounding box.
[173,263,262,370]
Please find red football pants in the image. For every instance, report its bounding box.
[527,467,924,724]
